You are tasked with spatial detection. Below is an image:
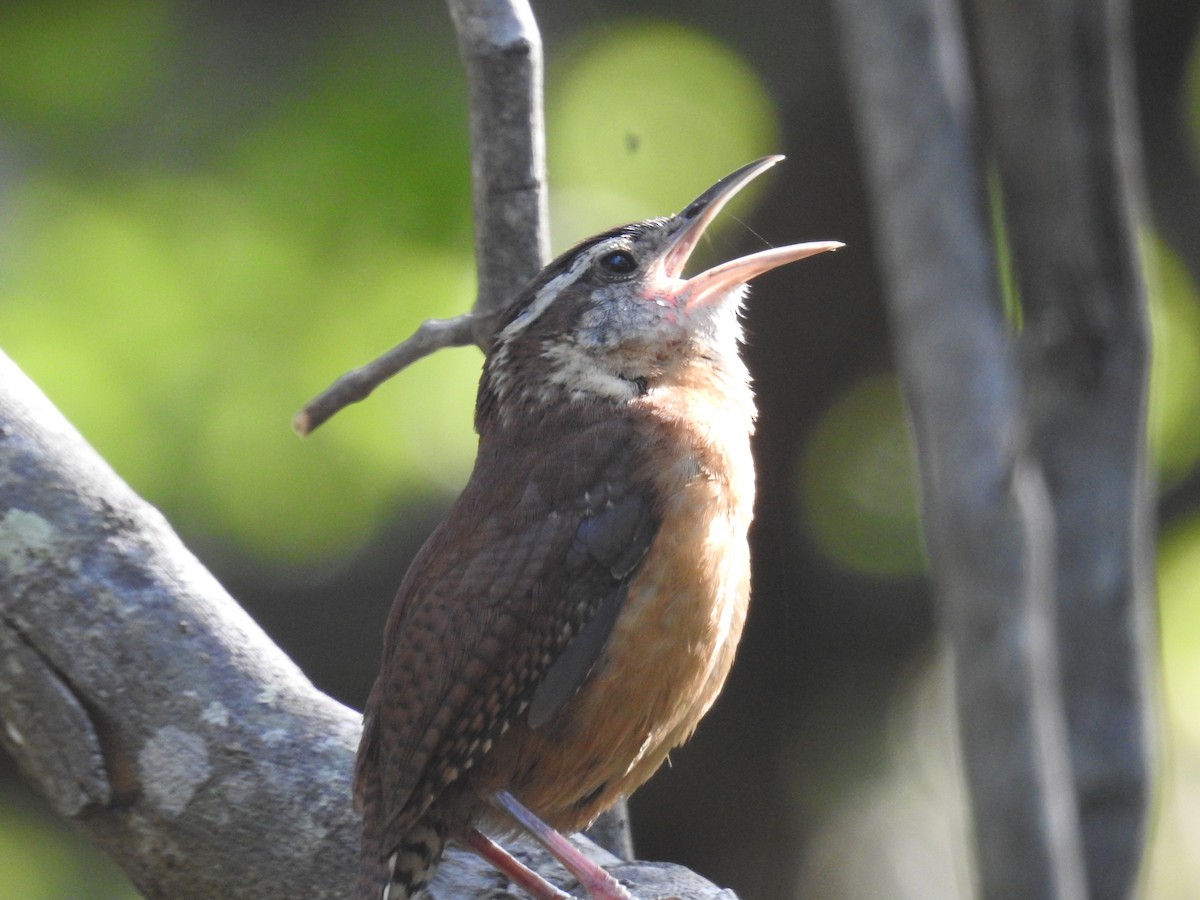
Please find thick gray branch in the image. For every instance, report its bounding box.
[963,0,1155,894]
[0,351,361,898]
[0,352,728,897]
[833,0,1088,896]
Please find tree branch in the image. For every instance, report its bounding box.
[447,0,550,327]
[962,0,1155,893]
[0,351,360,898]
[832,0,1088,896]
[295,0,549,436]
[0,354,728,897]
[293,315,478,436]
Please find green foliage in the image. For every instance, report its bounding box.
[0,787,139,899]
[1160,514,1200,748]
[0,0,169,130]
[0,10,480,566]
[0,10,787,571]
[1142,514,1200,897]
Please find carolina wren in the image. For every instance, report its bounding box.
[354,156,840,899]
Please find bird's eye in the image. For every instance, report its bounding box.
[597,249,638,277]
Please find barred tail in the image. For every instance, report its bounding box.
[358,816,448,900]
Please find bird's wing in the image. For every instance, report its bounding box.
[354,413,659,854]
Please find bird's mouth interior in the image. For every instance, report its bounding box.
[660,155,784,280]
[655,156,843,309]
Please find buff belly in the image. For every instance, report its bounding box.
[471,472,752,833]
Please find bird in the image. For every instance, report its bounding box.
[353,155,841,900]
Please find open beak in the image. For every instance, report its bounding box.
[659,156,843,309]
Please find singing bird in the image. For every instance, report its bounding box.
[354,156,840,899]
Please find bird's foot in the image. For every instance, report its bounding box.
[466,828,575,899]
[492,791,635,900]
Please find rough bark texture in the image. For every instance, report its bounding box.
[0,349,728,897]
[0,351,362,897]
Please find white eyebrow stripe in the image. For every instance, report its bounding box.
[497,240,616,342]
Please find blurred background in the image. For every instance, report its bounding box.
[1,1,1198,897]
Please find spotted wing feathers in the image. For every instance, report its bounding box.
[355,414,658,863]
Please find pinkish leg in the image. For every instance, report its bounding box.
[466,827,574,900]
[492,791,635,900]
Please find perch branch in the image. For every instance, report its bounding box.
[0,351,361,898]
[0,350,730,897]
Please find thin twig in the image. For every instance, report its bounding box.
[293,315,478,436]
[447,0,550,318]
[295,0,549,437]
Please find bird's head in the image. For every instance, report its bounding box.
[478,156,841,427]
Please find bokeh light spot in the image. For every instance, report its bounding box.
[799,373,926,576]
[1145,235,1200,488]
[547,21,780,246]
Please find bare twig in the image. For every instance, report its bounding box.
[295,0,549,437]
[832,0,1088,896]
[293,316,478,436]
